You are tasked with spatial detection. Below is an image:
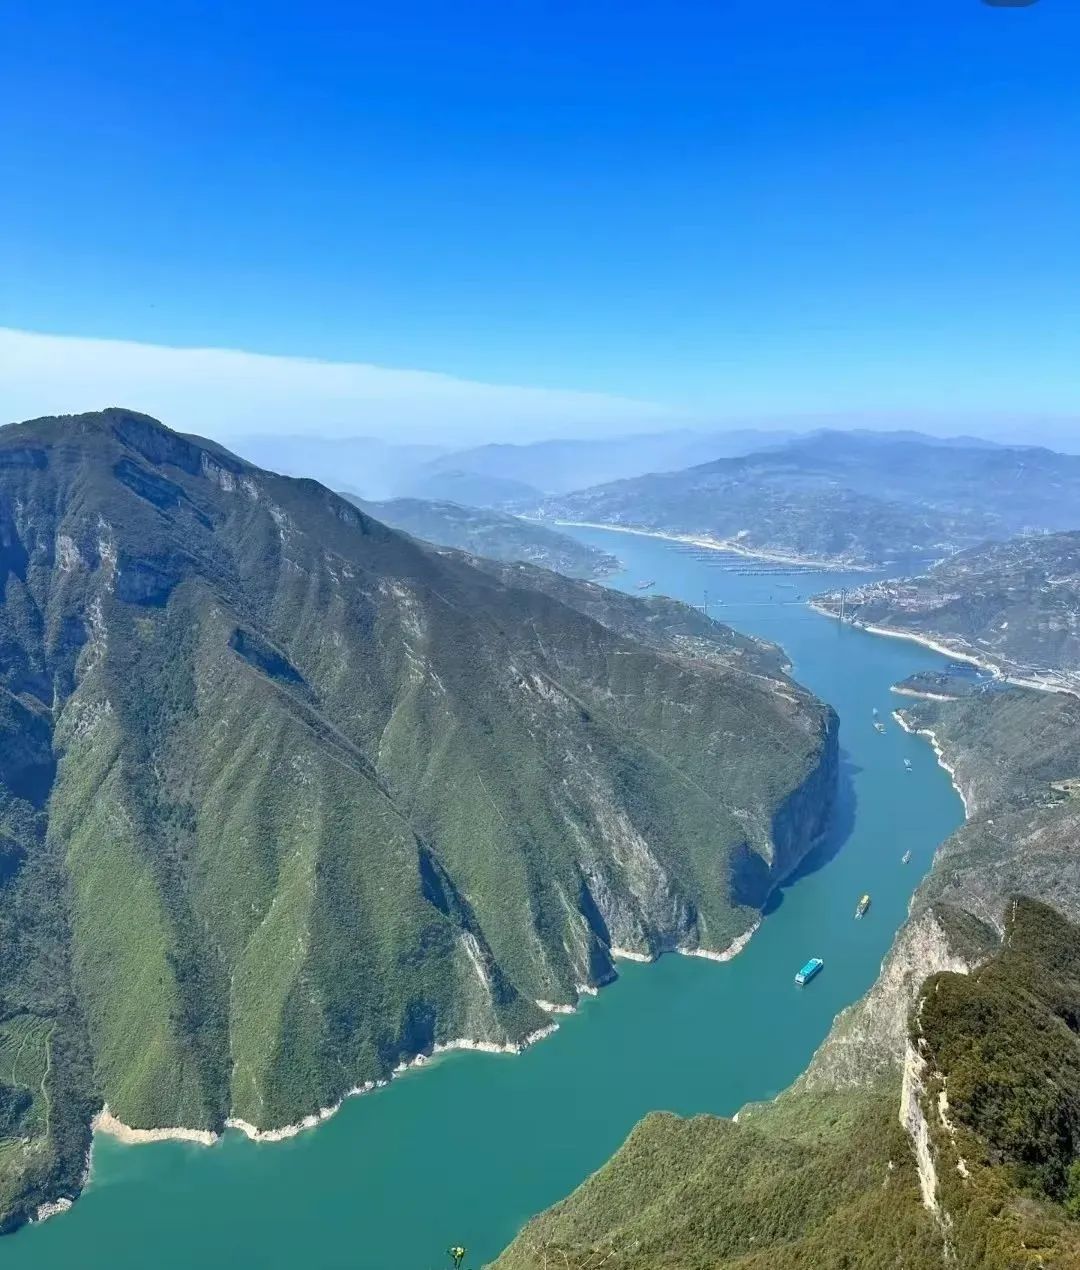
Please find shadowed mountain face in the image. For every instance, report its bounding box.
[0,409,835,1230]
[543,432,1080,568]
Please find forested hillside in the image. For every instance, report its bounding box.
[0,410,835,1231]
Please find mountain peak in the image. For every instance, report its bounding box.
[3,407,248,475]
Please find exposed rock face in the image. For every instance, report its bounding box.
[574,710,841,960]
[576,834,694,961]
[900,1040,940,1215]
[805,681,1080,1095]
[496,851,1080,1270]
[800,908,975,1092]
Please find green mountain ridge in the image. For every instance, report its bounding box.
[341,495,620,579]
[0,409,836,1231]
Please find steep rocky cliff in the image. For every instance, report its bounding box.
[808,686,1080,1087]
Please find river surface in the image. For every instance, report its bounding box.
[10,528,964,1270]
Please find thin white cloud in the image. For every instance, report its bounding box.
[0,327,677,446]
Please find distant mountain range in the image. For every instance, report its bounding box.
[395,467,545,509]
[411,429,794,498]
[0,409,835,1232]
[540,431,1080,568]
[814,531,1080,690]
[223,428,795,504]
[341,495,619,579]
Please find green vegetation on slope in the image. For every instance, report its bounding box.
[816,531,1080,690]
[496,1085,944,1269]
[495,899,1080,1270]
[343,495,619,578]
[0,409,835,1230]
[919,899,1080,1209]
[469,556,793,675]
[802,680,1080,1094]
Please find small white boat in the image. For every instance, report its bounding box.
[874,721,886,734]
[904,759,912,771]
[901,850,912,864]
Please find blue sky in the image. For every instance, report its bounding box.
[2,0,1078,441]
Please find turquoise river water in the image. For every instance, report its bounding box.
[10,527,964,1269]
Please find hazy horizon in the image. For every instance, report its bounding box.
[4,328,1079,455]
